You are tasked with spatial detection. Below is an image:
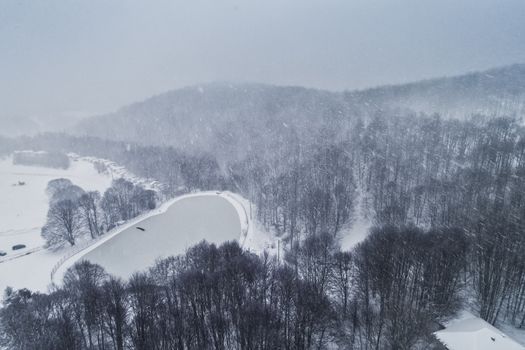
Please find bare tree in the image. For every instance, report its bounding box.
[78,191,102,239]
[42,199,82,246]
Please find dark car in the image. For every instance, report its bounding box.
[0,250,6,256]
[12,244,26,251]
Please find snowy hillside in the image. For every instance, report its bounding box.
[345,64,525,119]
[74,65,525,159]
[74,83,348,162]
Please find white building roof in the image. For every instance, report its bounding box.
[434,312,524,350]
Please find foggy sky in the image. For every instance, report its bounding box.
[1,0,525,121]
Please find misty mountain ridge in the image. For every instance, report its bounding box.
[74,83,350,161]
[74,64,525,154]
[345,63,525,119]
[1,112,91,138]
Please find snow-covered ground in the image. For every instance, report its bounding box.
[68,153,164,193]
[499,322,525,347]
[435,311,525,349]
[0,156,112,255]
[460,297,525,347]
[0,153,155,294]
[228,193,280,256]
[0,244,84,294]
[340,218,372,251]
[340,191,372,251]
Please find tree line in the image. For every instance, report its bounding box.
[1,226,465,350]
[3,112,525,336]
[42,178,156,247]
[2,133,226,195]
[228,115,525,330]
[12,150,70,169]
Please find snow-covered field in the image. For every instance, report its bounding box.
[69,153,164,193]
[0,156,112,255]
[0,154,152,294]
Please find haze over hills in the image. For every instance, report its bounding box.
[5,65,525,350]
[4,1,525,348]
[345,63,525,119]
[74,64,525,154]
[0,116,41,137]
[74,83,351,161]
[1,113,89,137]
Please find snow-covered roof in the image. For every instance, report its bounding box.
[434,312,524,350]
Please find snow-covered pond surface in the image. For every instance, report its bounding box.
[66,195,241,279]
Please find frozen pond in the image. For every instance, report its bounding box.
[81,195,241,278]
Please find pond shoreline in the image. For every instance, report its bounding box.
[52,191,248,284]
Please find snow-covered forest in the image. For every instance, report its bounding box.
[1,64,525,349]
[2,1,525,348]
